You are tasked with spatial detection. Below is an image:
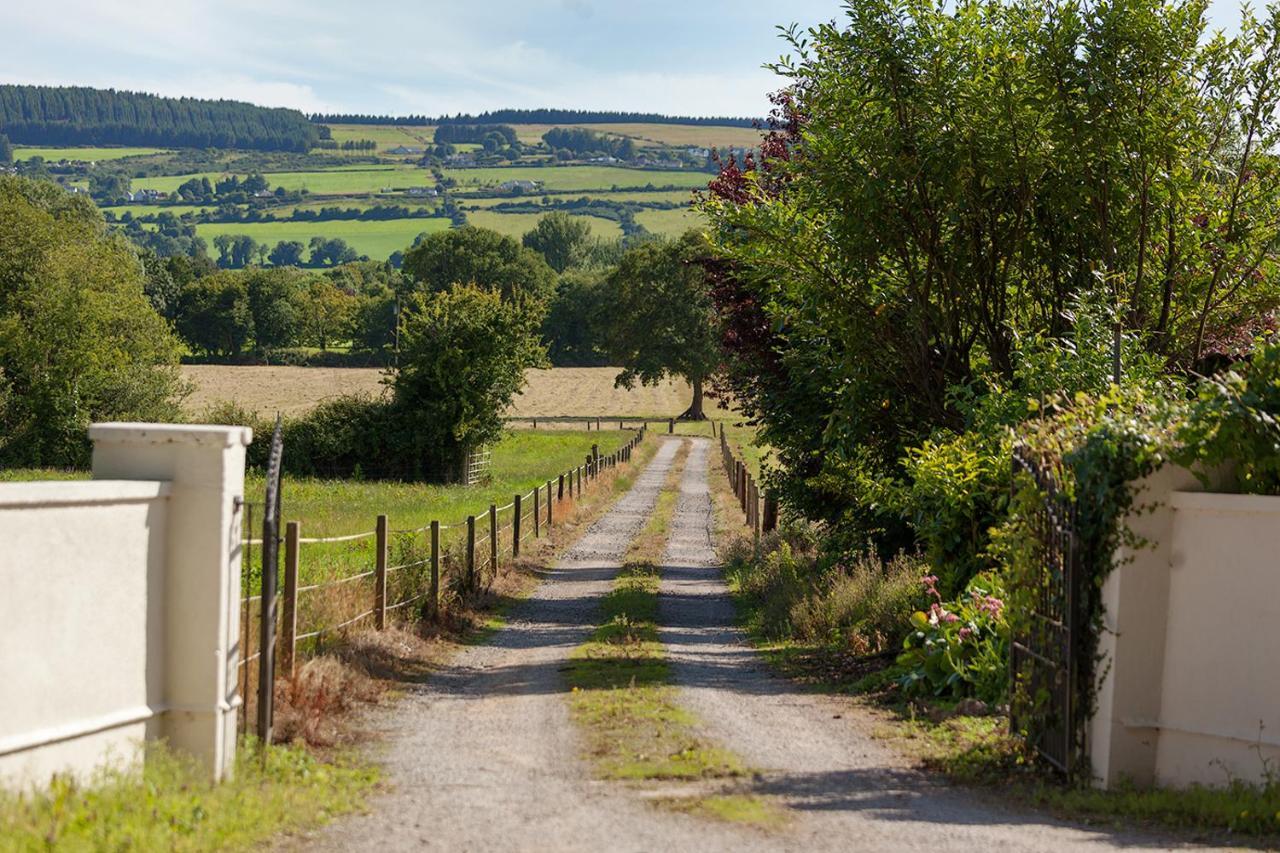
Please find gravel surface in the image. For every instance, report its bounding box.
[657,438,1225,851]
[299,436,1227,852]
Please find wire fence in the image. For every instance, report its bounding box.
[719,430,776,537]
[236,425,649,739]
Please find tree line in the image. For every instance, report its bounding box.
[310,109,758,127]
[0,85,320,152]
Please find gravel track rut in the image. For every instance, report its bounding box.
[302,436,1222,852]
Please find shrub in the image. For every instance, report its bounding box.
[726,523,925,654]
[897,571,1010,704]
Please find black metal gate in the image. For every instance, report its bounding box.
[1009,446,1082,778]
[238,417,284,745]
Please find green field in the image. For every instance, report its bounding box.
[13,145,166,162]
[636,207,706,237]
[459,188,697,209]
[325,123,433,149]
[465,210,622,240]
[196,217,450,259]
[133,166,433,196]
[443,165,709,192]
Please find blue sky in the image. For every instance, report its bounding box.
[0,1,1253,119]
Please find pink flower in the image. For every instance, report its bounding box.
[979,596,1004,619]
[921,574,941,602]
[929,603,960,625]
[958,627,973,641]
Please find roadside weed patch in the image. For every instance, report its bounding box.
[0,742,376,853]
[660,793,788,829]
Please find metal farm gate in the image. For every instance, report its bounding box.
[1009,446,1084,778]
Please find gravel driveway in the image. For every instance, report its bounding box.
[300,437,1230,852]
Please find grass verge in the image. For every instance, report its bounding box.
[565,439,784,827]
[0,742,376,852]
[705,447,1280,842]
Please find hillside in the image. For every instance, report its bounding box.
[0,84,319,152]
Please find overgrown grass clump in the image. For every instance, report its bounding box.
[0,742,377,852]
[724,525,924,656]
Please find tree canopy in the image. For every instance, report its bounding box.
[402,226,556,305]
[0,85,319,151]
[521,212,594,274]
[0,175,185,466]
[601,231,719,419]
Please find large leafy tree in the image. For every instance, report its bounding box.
[0,175,185,466]
[392,286,546,479]
[522,212,594,273]
[601,231,719,419]
[176,272,254,357]
[402,226,556,306]
[702,0,1280,547]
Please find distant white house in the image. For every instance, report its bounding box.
[406,186,438,197]
[386,145,424,155]
[446,153,476,166]
[126,188,166,202]
[499,179,541,193]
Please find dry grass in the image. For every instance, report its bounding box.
[182,365,733,419]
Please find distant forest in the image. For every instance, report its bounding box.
[311,109,758,128]
[0,85,321,152]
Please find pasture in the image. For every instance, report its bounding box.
[497,122,761,150]
[442,165,708,193]
[133,165,432,196]
[182,365,730,420]
[13,145,166,161]
[260,429,630,548]
[325,123,434,149]
[635,207,706,237]
[460,189,697,209]
[464,210,622,240]
[195,217,449,259]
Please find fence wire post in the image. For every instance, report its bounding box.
[513,495,522,558]
[282,521,299,679]
[558,473,565,501]
[430,521,440,619]
[546,480,554,528]
[375,514,388,630]
[489,503,498,577]
[533,485,541,537]
[466,515,476,591]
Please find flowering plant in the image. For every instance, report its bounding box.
[897,572,1010,704]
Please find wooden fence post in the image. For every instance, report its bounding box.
[558,472,565,501]
[669,418,675,434]
[532,417,537,429]
[763,494,779,533]
[513,494,522,558]
[281,521,299,679]
[375,514,388,630]
[466,515,476,590]
[585,418,591,431]
[430,521,440,617]
[596,416,601,430]
[533,485,541,537]
[546,480,554,528]
[489,503,498,576]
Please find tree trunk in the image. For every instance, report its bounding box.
[679,376,706,420]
